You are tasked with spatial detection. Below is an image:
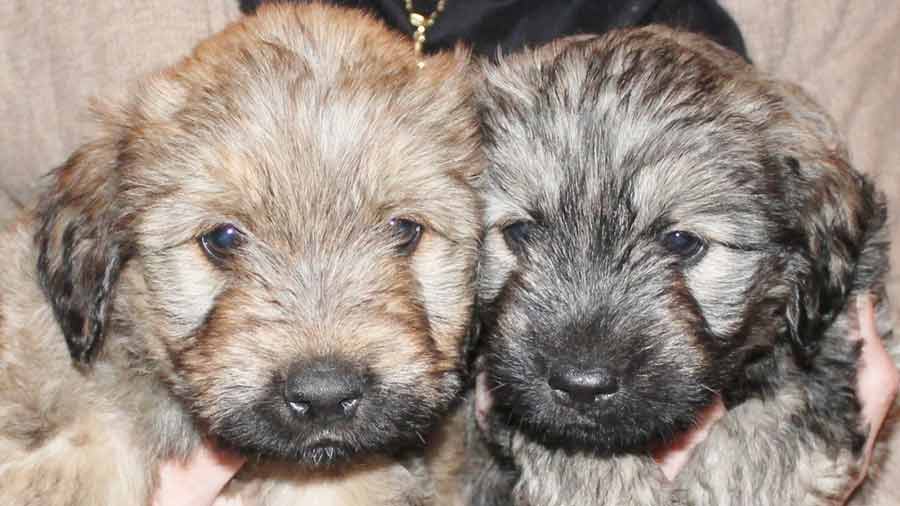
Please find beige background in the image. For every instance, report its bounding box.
[1,1,898,321]
[0,1,240,214]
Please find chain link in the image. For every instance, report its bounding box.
[403,0,448,66]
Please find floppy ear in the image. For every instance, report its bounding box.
[772,83,889,364]
[35,133,133,365]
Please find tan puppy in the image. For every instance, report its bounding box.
[0,4,481,505]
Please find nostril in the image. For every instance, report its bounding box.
[548,368,619,404]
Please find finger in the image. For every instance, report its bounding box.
[152,440,246,506]
[842,295,899,503]
[855,295,899,430]
[474,372,494,433]
[653,397,727,480]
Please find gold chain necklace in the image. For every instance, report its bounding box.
[403,0,447,66]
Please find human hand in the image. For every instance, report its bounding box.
[843,294,898,502]
[652,398,726,481]
[655,294,899,494]
[152,439,246,506]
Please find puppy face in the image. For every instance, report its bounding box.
[35,5,481,466]
[475,28,883,455]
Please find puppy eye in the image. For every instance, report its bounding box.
[661,230,705,258]
[503,221,530,252]
[389,218,423,254]
[200,224,243,260]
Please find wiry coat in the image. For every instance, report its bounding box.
[0,4,482,505]
[467,27,897,505]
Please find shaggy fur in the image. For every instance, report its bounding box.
[0,4,482,505]
[466,27,898,505]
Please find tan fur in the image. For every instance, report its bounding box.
[0,4,481,505]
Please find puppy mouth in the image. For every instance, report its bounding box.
[483,366,713,456]
[211,415,367,466]
[296,438,356,467]
[208,380,454,467]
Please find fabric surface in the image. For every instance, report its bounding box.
[240,0,747,59]
[0,1,241,204]
[0,0,897,322]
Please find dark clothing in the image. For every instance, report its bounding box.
[238,0,748,60]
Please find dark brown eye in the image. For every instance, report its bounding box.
[389,218,423,254]
[503,221,530,254]
[200,224,242,260]
[661,230,705,259]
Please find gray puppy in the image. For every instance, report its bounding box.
[466,27,897,505]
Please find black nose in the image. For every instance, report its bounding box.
[548,367,619,404]
[283,359,367,420]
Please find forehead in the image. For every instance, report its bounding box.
[127,36,477,243]
[480,37,774,237]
